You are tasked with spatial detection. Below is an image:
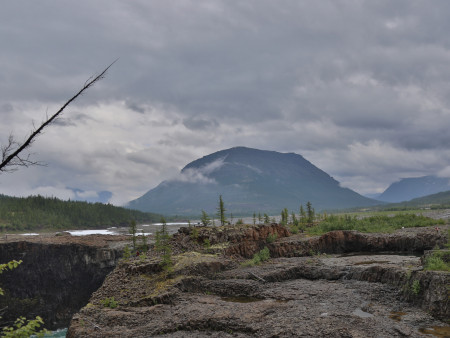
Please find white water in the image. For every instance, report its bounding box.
[66,229,115,236]
[44,328,67,337]
[60,222,191,237]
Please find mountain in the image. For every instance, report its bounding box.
[364,193,382,200]
[377,175,450,203]
[387,190,450,208]
[127,147,379,216]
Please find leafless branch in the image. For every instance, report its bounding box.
[0,60,117,173]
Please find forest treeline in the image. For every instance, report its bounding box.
[0,194,161,231]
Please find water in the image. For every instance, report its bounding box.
[66,229,115,236]
[37,328,67,337]
[59,222,191,237]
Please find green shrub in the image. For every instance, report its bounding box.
[2,316,48,338]
[139,251,147,262]
[411,280,421,295]
[242,247,270,266]
[424,253,450,272]
[255,247,270,263]
[122,245,131,260]
[203,238,211,251]
[190,227,199,240]
[101,297,118,309]
[308,213,444,236]
[266,233,277,243]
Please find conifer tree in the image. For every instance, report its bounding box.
[291,212,298,226]
[155,217,172,271]
[300,204,306,223]
[140,230,148,252]
[281,208,289,225]
[217,195,227,226]
[306,201,315,224]
[129,219,137,250]
[201,210,211,226]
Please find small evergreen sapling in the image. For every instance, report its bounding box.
[129,219,137,250]
[217,195,227,226]
[201,210,211,226]
[155,217,173,272]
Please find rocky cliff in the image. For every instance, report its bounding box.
[67,224,449,337]
[0,234,126,330]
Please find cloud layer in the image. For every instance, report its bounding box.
[1,1,450,205]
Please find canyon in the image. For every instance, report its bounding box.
[0,233,127,329]
[67,224,448,337]
[0,224,448,336]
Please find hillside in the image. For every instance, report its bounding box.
[384,190,450,209]
[378,175,450,203]
[0,194,161,232]
[127,147,379,216]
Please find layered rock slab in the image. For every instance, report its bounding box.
[67,224,449,337]
[68,254,449,337]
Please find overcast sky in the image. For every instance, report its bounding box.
[1,1,450,205]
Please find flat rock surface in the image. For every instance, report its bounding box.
[69,254,449,337]
[0,232,129,248]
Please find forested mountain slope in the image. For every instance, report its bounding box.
[0,194,160,231]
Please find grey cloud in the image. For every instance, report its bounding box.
[1,103,14,113]
[125,100,146,114]
[52,118,76,127]
[1,1,450,201]
[182,117,219,131]
[172,158,225,184]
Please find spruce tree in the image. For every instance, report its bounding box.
[155,217,172,271]
[129,219,137,250]
[300,204,306,223]
[140,230,148,252]
[217,195,227,226]
[281,208,289,225]
[306,201,315,224]
[201,210,211,226]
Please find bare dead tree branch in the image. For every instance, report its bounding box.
[0,60,117,173]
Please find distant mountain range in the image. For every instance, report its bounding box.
[127,147,379,216]
[376,175,450,203]
[387,190,450,208]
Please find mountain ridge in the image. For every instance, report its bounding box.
[127,147,379,216]
[378,175,450,203]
